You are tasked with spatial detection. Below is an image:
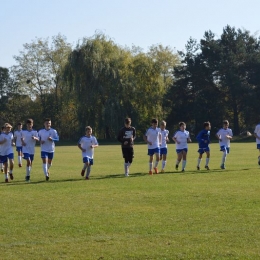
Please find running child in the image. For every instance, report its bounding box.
[196,121,211,170]
[216,120,233,169]
[78,126,98,180]
[172,122,191,172]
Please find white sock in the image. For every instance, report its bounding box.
[154,161,159,168]
[26,166,31,176]
[197,159,201,166]
[86,166,91,177]
[124,163,128,174]
[83,164,87,171]
[206,158,210,166]
[149,162,153,171]
[182,160,186,170]
[47,163,52,169]
[162,160,166,169]
[222,153,227,165]
[176,160,180,165]
[42,164,48,176]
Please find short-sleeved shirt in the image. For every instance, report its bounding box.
[38,128,59,153]
[254,124,260,144]
[216,128,233,147]
[1,132,14,156]
[173,130,190,149]
[14,130,23,147]
[22,129,38,154]
[78,135,98,159]
[145,127,161,149]
[160,129,169,149]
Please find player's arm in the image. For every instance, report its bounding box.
[77,142,86,152]
[215,133,221,141]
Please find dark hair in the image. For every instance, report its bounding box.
[27,118,33,124]
[44,118,51,122]
[17,122,22,125]
[124,118,131,125]
[223,120,229,125]
[203,121,211,128]
[151,118,158,124]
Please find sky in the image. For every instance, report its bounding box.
[1,0,260,68]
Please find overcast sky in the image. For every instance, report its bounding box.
[1,0,259,68]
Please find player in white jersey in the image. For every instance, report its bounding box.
[172,122,191,172]
[21,119,39,182]
[0,127,9,182]
[0,126,5,172]
[1,123,15,181]
[78,126,98,180]
[254,122,260,165]
[14,122,23,167]
[216,120,233,169]
[38,118,59,181]
[159,121,169,173]
[143,118,162,175]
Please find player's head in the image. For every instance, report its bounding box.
[85,126,92,136]
[17,122,23,129]
[223,120,229,129]
[203,121,211,130]
[151,118,158,128]
[160,120,166,130]
[124,118,131,127]
[179,121,186,130]
[26,119,34,129]
[4,123,12,132]
[44,118,51,129]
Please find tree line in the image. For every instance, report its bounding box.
[1,25,260,140]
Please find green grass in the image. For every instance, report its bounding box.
[1,143,260,259]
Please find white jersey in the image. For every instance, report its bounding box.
[173,130,190,149]
[254,124,260,144]
[1,132,14,156]
[38,128,59,153]
[216,128,233,147]
[78,135,98,159]
[145,127,161,149]
[0,133,5,156]
[14,130,23,147]
[160,129,169,148]
[22,129,38,154]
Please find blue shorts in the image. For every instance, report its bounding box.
[83,157,94,165]
[0,155,7,163]
[198,147,210,154]
[160,147,167,155]
[257,144,260,149]
[23,153,35,161]
[16,146,23,152]
[41,152,54,160]
[220,145,230,154]
[176,148,188,154]
[148,147,160,156]
[7,153,14,160]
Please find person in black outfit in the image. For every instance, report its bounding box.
[117,118,136,177]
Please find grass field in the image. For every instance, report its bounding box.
[1,142,260,260]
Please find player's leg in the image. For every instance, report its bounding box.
[197,149,203,170]
[257,144,260,165]
[205,150,210,170]
[154,149,160,174]
[85,159,92,180]
[41,152,49,180]
[148,149,154,175]
[17,147,22,167]
[182,149,188,171]
[220,146,227,169]
[8,154,14,180]
[161,153,167,173]
[176,150,182,170]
